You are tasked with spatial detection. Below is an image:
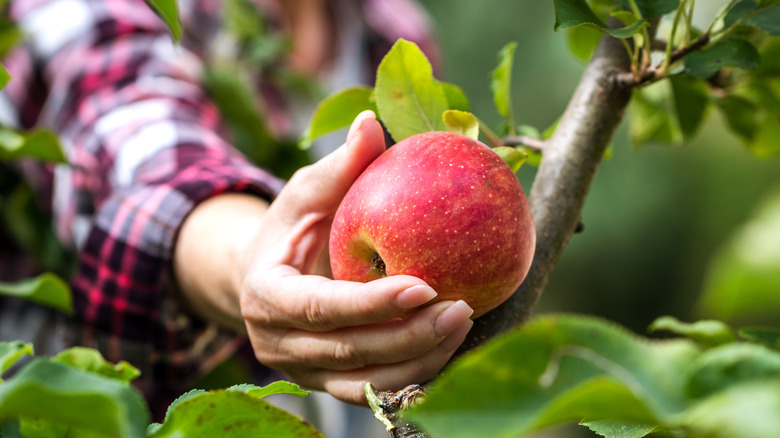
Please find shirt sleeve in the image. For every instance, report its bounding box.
[1,0,284,403]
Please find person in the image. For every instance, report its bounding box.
[0,0,473,432]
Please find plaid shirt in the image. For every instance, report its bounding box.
[0,0,438,415]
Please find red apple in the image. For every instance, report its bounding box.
[329,131,535,317]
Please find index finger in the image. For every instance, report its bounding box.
[243,265,438,331]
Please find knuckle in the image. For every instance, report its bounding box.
[331,341,364,369]
[303,293,332,330]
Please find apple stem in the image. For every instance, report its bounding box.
[371,253,387,277]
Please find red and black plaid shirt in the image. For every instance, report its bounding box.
[0,0,438,413]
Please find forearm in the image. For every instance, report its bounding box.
[173,193,270,333]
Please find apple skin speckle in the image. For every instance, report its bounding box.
[330,131,536,317]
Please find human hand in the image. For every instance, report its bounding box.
[239,110,474,404]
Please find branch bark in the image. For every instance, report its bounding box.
[385,29,634,437]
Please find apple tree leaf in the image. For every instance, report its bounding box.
[685,38,761,78]
[579,419,659,438]
[147,389,324,438]
[648,316,736,348]
[491,42,516,122]
[0,272,72,314]
[144,0,182,42]
[0,359,150,438]
[374,38,449,141]
[53,347,140,384]
[553,0,649,38]
[0,128,65,163]
[696,187,780,321]
[493,146,528,173]
[738,327,780,349]
[724,1,760,28]
[686,343,780,399]
[618,0,679,18]
[0,342,33,376]
[681,379,780,438]
[717,95,760,142]
[438,81,469,112]
[299,86,376,149]
[669,74,710,141]
[629,81,683,146]
[442,110,479,140]
[735,1,780,35]
[566,25,603,61]
[227,381,311,399]
[403,314,699,438]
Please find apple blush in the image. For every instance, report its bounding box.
[329,131,536,318]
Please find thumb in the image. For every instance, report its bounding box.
[273,110,386,218]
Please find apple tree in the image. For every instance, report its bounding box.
[2,0,780,437]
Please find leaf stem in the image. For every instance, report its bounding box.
[479,120,504,148]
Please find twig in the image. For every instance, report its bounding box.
[502,135,546,153]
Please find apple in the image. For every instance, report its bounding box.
[329,131,535,317]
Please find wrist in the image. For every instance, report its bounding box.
[173,193,270,332]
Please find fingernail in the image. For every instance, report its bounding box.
[434,300,474,338]
[346,110,376,144]
[394,285,437,310]
[438,320,473,352]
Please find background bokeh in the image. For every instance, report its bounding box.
[417,0,780,335]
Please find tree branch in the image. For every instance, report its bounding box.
[502,135,546,152]
[383,27,634,438]
[463,28,633,348]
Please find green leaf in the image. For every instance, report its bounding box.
[438,81,470,112]
[0,359,149,438]
[724,1,759,29]
[403,314,698,438]
[618,0,679,18]
[685,38,761,78]
[629,81,683,146]
[669,74,710,141]
[580,419,658,438]
[227,381,311,399]
[0,129,65,163]
[144,0,182,42]
[686,343,780,398]
[749,112,780,157]
[681,379,780,438]
[697,187,780,321]
[491,42,517,121]
[717,95,760,142]
[553,0,649,38]
[0,273,72,314]
[738,327,780,348]
[554,0,608,31]
[566,26,603,61]
[0,342,33,376]
[0,64,9,90]
[299,86,376,149]
[147,389,324,438]
[53,347,140,384]
[648,316,736,348]
[745,2,780,35]
[374,39,449,141]
[493,146,528,172]
[443,110,479,140]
